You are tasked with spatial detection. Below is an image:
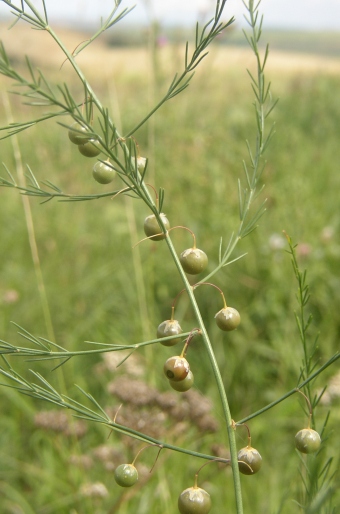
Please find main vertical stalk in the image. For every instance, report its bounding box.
[164,234,244,514]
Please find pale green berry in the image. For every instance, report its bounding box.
[78,140,101,157]
[180,248,208,275]
[144,213,170,241]
[215,307,240,331]
[178,486,211,514]
[295,428,321,454]
[157,319,183,346]
[114,464,138,487]
[68,122,91,145]
[170,370,194,392]
[237,446,262,475]
[93,161,116,184]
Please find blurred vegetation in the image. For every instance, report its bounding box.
[103,25,340,57]
[0,23,339,514]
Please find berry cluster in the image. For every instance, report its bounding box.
[69,135,322,509]
[68,122,117,184]
[164,355,194,392]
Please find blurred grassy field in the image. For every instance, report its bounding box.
[0,22,340,514]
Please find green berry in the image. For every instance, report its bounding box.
[157,319,183,346]
[78,140,101,157]
[295,428,321,454]
[170,370,194,392]
[131,156,146,173]
[144,213,170,241]
[178,486,211,514]
[114,463,138,487]
[215,307,240,331]
[164,356,190,381]
[93,161,116,184]
[180,248,208,275]
[68,122,91,145]
[237,446,262,475]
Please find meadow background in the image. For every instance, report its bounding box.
[0,19,339,514]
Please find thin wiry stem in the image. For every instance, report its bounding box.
[198,0,277,285]
[236,352,340,425]
[0,323,193,364]
[0,3,282,514]
[0,359,243,464]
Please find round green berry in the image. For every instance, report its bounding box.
[78,140,101,157]
[170,370,194,392]
[131,156,146,173]
[180,248,208,275]
[295,428,321,454]
[215,307,240,331]
[237,446,262,475]
[164,356,190,381]
[68,122,91,145]
[157,319,183,346]
[114,463,138,487]
[143,213,170,241]
[93,161,116,184]
[178,486,211,514]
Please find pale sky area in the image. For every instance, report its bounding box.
[0,0,340,30]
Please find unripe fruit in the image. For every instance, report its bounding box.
[144,213,170,241]
[180,248,208,275]
[114,463,138,487]
[68,122,91,145]
[295,428,321,454]
[237,446,262,475]
[170,370,194,392]
[164,356,190,381]
[215,307,240,331]
[157,319,183,346]
[78,140,101,157]
[92,161,116,184]
[132,156,146,172]
[178,486,211,514]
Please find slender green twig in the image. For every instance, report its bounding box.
[199,0,277,285]
[284,232,316,413]
[0,0,233,147]
[71,3,136,57]
[0,166,136,203]
[0,2,243,512]
[0,3,283,514]
[161,232,244,513]
[236,352,340,425]
[0,324,193,362]
[0,359,244,465]
[283,233,336,511]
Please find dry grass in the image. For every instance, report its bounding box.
[2,22,340,82]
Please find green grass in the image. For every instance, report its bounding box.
[223,29,340,57]
[0,37,339,514]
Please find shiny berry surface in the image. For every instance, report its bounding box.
[92,161,116,184]
[178,486,212,514]
[164,356,190,381]
[179,248,208,275]
[295,428,321,454]
[157,319,183,346]
[170,370,194,392]
[68,122,91,145]
[215,306,241,331]
[78,140,101,157]
[237,446,262,475]
[114,463,138,487]
[143,213,170,241]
